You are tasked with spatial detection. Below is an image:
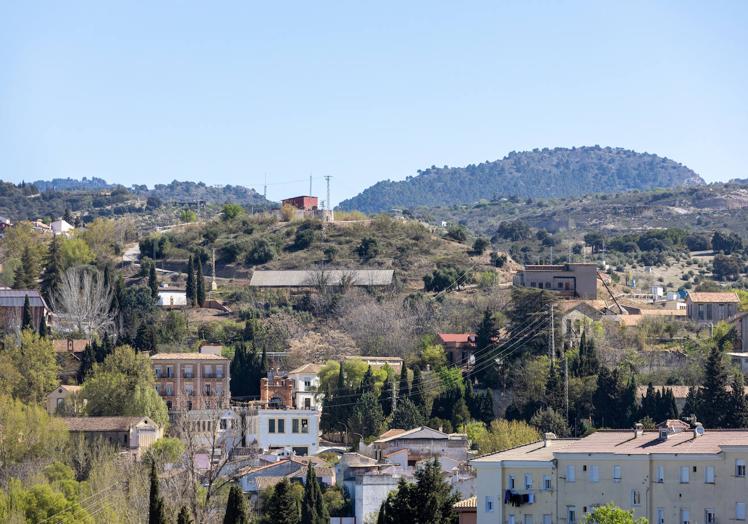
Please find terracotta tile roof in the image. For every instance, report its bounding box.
[472,439,579,462]
[51,385,82,394]
[454,496,477,509]
[687,292,740,303]
[151,352,229,361]
[61,416,156,432]
[52,339,90,354]
[254,476,285,490]
[376,428,408,440]
[557,429,748,455]
[288,363,324,375]
[383,448,408,458]
[437,334,476,344]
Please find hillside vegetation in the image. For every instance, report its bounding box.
[338,146,704,212]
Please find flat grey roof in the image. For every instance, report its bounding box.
[0,289,48,309]
[249,270,394,287]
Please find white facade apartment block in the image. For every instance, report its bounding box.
[246,408,320,456]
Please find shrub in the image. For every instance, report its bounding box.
[246,238,276,265]
[356,237,379,260]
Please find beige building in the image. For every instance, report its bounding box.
[472,425,748,524]
[513,264,598,299]
[730,312,748,353]
[61,416,162,458]
[686,292,740,324]
[47,385,84,415]
[151,353,230,412]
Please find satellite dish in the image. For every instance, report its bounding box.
[695,426,705,436]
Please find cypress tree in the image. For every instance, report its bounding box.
[700,345,730,427]
[380,375,395,417]
[185,255,196,306]
[266,478,300,524]
[349,391,385,439]
[148,263,159,300]
[474,309,498,384]
[79,342,96,382]
[148,462,168,524]
[398,366,410,402]
[38,314,48,338]
[14,245,38,289]
[641,382,656,420]
[411,367,427,415]
[725,373,748,428]
[592,367,618,427]
[301,463,328,524]
[177,506,194,524]
[196,258,206,307]
[21,295,33,331]
[682,386,701,419]
[621,374,638,426]
[40,236,63,306]
[223,484,251,524]
[361,365,375,392]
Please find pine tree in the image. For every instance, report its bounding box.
[398,366,410,402]
[725,373,748,428]
[196,258,206,307]
[361,365,376,393]
[348,391,385,439]
[390,398,426,430]
[148,462,168,524]
[14,245,39,290]
[40,236,63,306]
[38,314,48,338]
[148,263,159,300]
[577,330,600,376]
[474,309,498,385]
[223,484,251,524]
[700,345,730,427]
[266,478,300,524]
[301,463,328,524]
[177,506,194,524]
[21,295,33,331]
[380,375,395,417]
[185,255,196,306]
[411,366,427,415]
[592,367,619,428]
[682,386,701,418]
[135,323,158,352]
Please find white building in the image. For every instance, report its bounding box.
[286,363,323,410]
[50,219,74,236]
[157,289,188,307]
[245,408,320,456]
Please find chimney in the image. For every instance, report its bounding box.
[544,432,557,447]
[633,423,644,438]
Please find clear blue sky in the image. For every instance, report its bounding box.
[1,2,746,205]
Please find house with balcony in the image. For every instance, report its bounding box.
[151,352,230,412]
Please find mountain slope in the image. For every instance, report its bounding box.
[338,146,704,212]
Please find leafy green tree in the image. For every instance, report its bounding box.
[185,255,196,306]
[712,231,743,255]
[712,254,743,280]
[530,407,570,437]
[148,461,169,524]
[196,258,206,307]
[222,203,245,221]
[265,478,300,524]
[544,362,564,412]
[60,237,95,268]
[82,346,168,427]
[585,502,648,524]
[0,395,68,466]
[423,265,465,293]
[356,237,379,260]
[464,419,540,454]
[390,398,426,430]
[134,322,158,352]
[301,463,328,524]
[21,294,33,331]
[148,264,159,299]
[177,506,194,524]
[698,345,730,427]
[224,484,251,524]
[472,237,490,255]
[2,330,59,404]
[466,382,494,424]
[246,238,276,265]
[348,391,385,440]
[40,236,63,306]
[577,331,600,376]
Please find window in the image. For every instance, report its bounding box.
[568,507,577,524]
[216,366,224,378]
[509,475,516,489]
[185,384,194,397]
[737,460,746,478]
[268,419,276,433]
[525,515,534,524]
[543,475,552,491]
[301,419,309,433]
[543,515,552,524]
[56,398,64,409]
[183,365,193,379]
[165,366,173,378]
[681,509,690,524]
[656,465,665,483]
[154,366,162,378]
[680,466,690,484]
[566,465,576,482]
[589,465,599,483]
[304,379,312,390]
[277,418,285,433]
[631,490,641,507]
[705,466,715,484]
[220,418,227,430]
[292,419,299,433]
[525,473,533,489]
[705,509,716,524]
[738,503,747,521]
[613,465,622,482]
[304,397,311,409]
[657,508,665,524]
[485,496,494,513]
[203,365,213,378]
[165,383,174,396]
[508,514,516,524]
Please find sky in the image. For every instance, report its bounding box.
[1,2,746,206]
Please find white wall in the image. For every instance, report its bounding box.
[355,474,399,524]
[253,409,320,455]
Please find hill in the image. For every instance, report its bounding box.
[338,146,705,213]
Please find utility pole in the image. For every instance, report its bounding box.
[263,174,267,200]
[564,350,570,424]
[309,174,313,196]
[211,248,217,291]
[550,304,555,365]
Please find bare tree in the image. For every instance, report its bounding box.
[53,266,115,337]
